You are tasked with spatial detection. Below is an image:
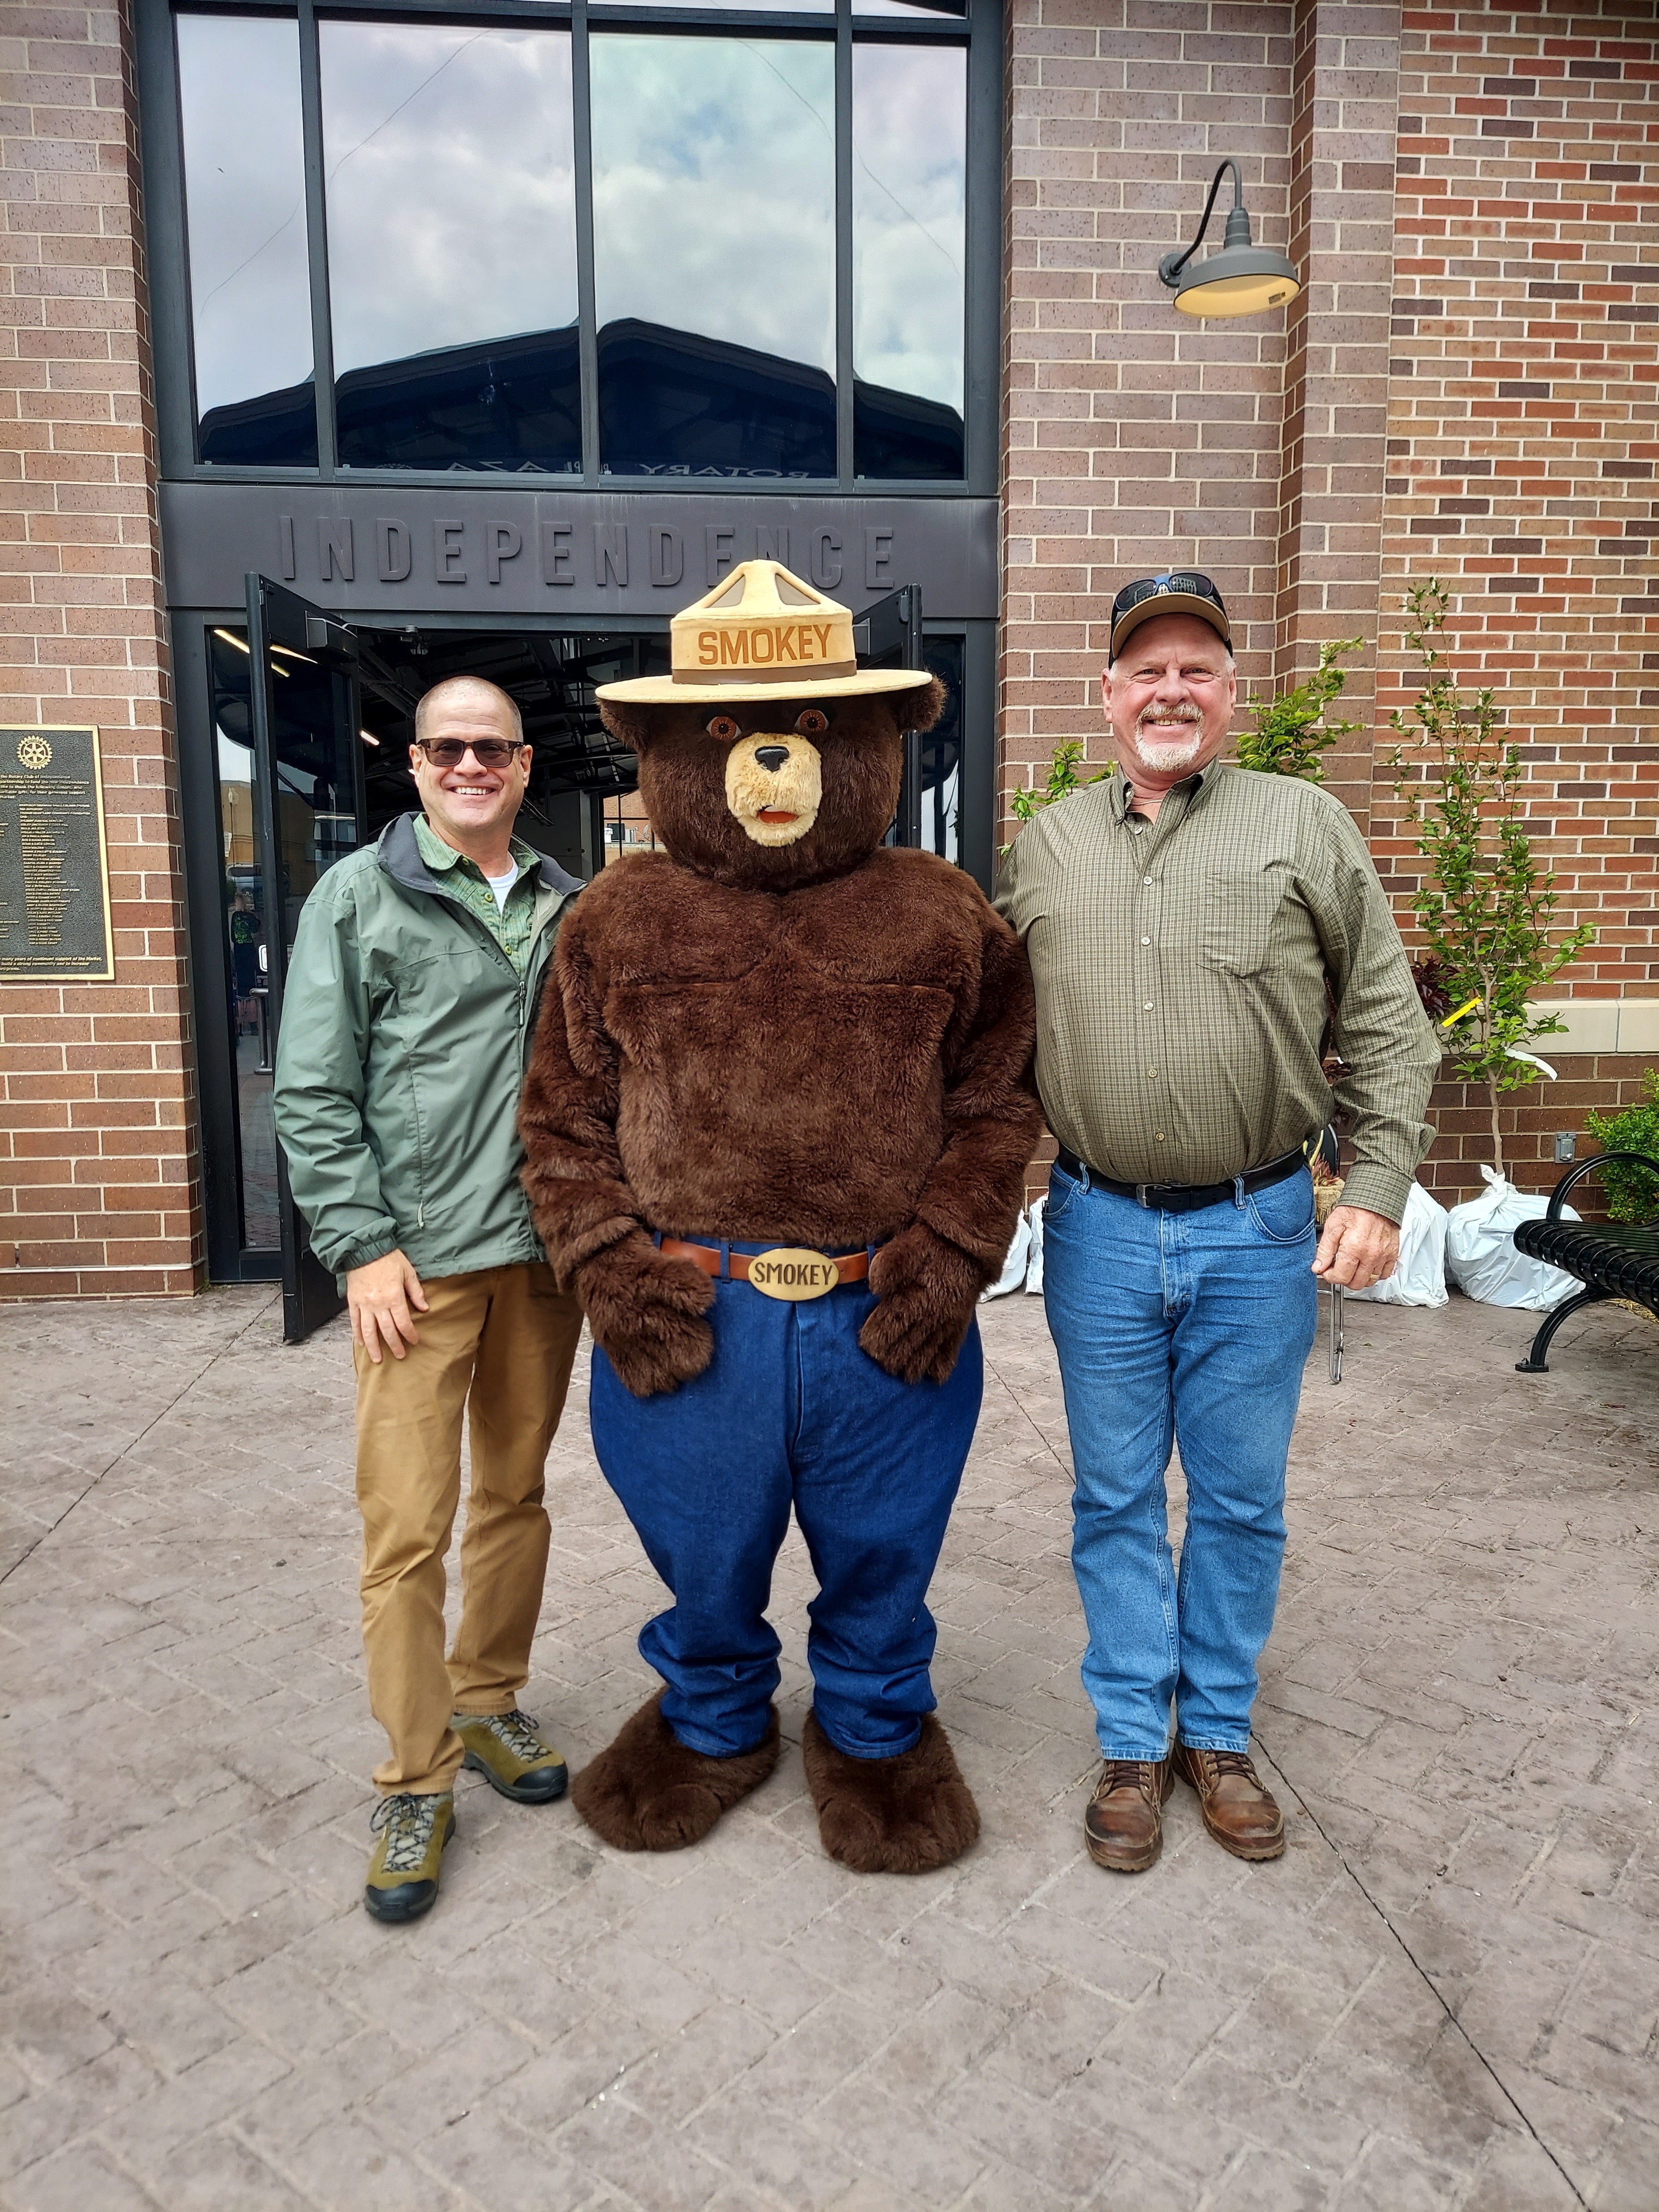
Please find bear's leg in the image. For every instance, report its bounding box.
[802,1709,980,1873]
[792,1295,986,1873]
[580,1295,795,1849]
[571,1692,780,1852]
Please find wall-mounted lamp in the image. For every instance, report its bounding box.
[1158,160,1300,318]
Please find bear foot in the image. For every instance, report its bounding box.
[802,1710,981,1874]
[570,1692,779,1852]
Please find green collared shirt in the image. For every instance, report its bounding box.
[413,815,541,978]
[993,762,1440,1223]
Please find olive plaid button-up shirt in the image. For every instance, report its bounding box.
[993,762,1439,1224]
[413,814,541,979]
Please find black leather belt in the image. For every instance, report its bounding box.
[1052,1143,1307,1214]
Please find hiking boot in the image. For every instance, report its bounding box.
[1084,1758,1172,1874]
[453,1708,568,1805]
[365,1791,455,1923]
[1172,1743,1285,1861]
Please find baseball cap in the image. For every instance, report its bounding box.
[1109,572,1232,661]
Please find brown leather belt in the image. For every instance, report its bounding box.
[660,1238,871,1297]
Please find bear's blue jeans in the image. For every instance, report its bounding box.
[588,1240,983,1761]
[1042,1161,1318,1760]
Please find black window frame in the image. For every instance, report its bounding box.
[137,0,999,497]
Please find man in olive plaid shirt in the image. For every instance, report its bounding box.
[995,574,1438,1876]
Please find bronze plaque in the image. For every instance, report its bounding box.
[0,726,114,982]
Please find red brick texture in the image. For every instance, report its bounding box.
[0,2,201,1298]
[1003,0,1656,1205]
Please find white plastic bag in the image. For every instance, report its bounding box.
[1024,1194,1046,1294]
[980,1207,1032,1300]
[1444,1164,1581,1309]
[1347,1180,1449,1306]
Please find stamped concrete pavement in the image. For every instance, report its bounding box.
[1,1284,1655,2212]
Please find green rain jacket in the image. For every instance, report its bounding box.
[273,812,582,1284]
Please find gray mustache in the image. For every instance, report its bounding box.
[1137,708,1201,730]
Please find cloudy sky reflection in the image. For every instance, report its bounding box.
[177,13,312,419]
[320,22,578,381]
[176,14,969,448]
[591,35,837,378]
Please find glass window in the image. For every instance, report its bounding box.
[917,638,963,863]
[855,0,967,15]
[177,13,316,468]
[591,34,836,478]
[320,22,580,473]
[853,42,966,479]
[208,627,279,1249]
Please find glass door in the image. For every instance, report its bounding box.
[244,575,364,1342]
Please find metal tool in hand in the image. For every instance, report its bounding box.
[1328,1283,1344,1383]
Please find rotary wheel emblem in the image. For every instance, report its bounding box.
[17,734,52,771]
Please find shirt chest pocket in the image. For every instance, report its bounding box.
[1203,867,1287,979]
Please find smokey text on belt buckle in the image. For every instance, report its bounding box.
[746,1248,842,1301]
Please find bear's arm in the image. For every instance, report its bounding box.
[914,903,1042,1274]
[519,897,641,1279]
[520,893,716,1397]
[859,899,1040,1387]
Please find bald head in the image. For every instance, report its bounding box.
[414,675,522,747]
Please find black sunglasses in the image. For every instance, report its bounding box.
[1110,572,1227,623]
[415,738,525,768]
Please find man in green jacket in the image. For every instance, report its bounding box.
[275,675,583,1924]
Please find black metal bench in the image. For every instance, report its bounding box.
[1513,1150,1659,1373]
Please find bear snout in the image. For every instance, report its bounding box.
[724,733,823,847]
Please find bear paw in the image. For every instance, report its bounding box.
[801,1711,981,1875]
[570,1692,780,1852]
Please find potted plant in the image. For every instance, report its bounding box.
[1388,580,1595,1181]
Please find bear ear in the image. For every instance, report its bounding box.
[597,697,653,751]
[904,677,948,736]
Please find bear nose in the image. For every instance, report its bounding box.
[754,744,790,773]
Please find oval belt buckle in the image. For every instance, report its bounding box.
[746,1248,841,1301]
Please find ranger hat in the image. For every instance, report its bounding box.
[595,560,937,705]
[1108,571,1232,661]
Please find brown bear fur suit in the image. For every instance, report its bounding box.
[519,679,1040,1870]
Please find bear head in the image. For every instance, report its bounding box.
[597,678,947,892]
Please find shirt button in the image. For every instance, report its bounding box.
[1143,1001,1153,1012]
[1155,1131,1166,1141]
[1148,1069,1158,1079]
[1140,935,1151,946]
[1144,875,1154,886]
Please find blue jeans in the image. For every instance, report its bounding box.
[589,1242,983,1761]
[1042,1162,1318,1759]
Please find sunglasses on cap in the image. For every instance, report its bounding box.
[1110,573,1228,628]
[414,738,525,769]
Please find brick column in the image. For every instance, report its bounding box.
[1273,0,1402,832]
[1001,0,1295,836]
[0,1,202,1297]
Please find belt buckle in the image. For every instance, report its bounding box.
[1135,1184,1152,1209]
[747,1247,841,1301]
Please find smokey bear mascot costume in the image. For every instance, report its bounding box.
[520,561,1039,1874]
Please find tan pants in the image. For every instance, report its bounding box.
[354,1262,583,1796]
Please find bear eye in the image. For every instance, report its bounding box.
[706,714,741,743]
[795,708,829,738]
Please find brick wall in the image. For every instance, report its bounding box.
[1002,0,1656,1206]
[0,2,200,1298]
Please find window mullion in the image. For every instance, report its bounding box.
[835,0,853,488]
[573,0,601,482]
[296,0,338,477]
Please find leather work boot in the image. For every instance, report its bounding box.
[453,1709,568,1804]
[364,1791,455,1923]
[1084,1758,1173,1873]
[1172,1743,1285,1861]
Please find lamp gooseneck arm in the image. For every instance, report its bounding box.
[1158,158,1245,288]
